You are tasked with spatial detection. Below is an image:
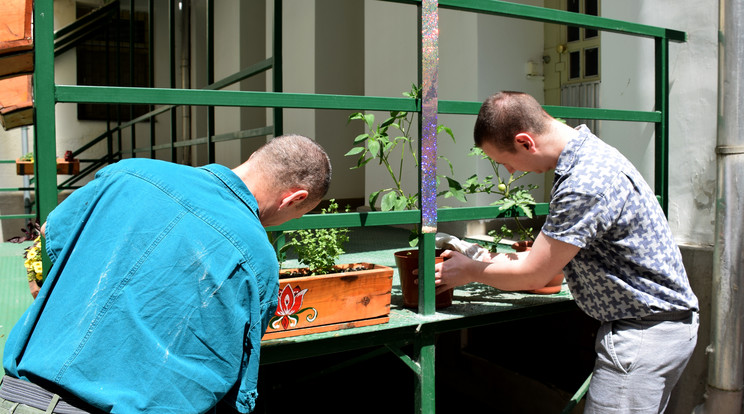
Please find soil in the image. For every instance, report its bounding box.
[279,265,369,279]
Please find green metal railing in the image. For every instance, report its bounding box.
[29,1,685,412]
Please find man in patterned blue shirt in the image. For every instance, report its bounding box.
[1,135,331,413]
[435,91,699,413]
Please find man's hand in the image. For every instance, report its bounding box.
[434,250,487,294]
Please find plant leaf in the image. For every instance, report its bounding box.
[381,191,399,212]
[345,146,365,157]
[353,133,369,144]
[369,190,382,210]
[368,139,381,157]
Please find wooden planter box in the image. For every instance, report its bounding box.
[0,74,33,130]
[262,263,394,340]
[0,0,34,79]
[16,158,80,175]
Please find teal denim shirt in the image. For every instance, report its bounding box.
[3,159,279,413]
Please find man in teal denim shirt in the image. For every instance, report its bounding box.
[1,134,331,413]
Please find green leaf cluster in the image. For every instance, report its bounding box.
[464,147,538,249]
[345,84,464,216]
[281,200,351,275]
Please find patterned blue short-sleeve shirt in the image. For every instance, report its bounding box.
[542,125,698,322]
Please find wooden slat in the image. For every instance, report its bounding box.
[0,75,33,130]
[0,0,33,54]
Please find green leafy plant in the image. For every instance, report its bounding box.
[280,199,351,275]
[345,84,467,212]
[345,84,467,245]
[465,147,538,250]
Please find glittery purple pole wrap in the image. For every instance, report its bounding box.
[420,0,438,233]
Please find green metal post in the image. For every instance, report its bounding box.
[273,0,283,137]
[34,0,58,281]
[654,36,670,215]
[33,0,58,226]
[129,0,136,155]
[207,0,215,163]
[149,0,156,159]
[414,331,437,414]
[169,0,177,162]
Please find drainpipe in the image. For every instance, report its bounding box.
[697,0,744,412]
[180,0,192,165]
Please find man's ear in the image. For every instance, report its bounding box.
[515,133,536,152]
[279,189,309,208]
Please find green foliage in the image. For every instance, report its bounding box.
[281,200,351,275]
[345,84,465,214]
[465,147,538,250]
[345,84,466,247]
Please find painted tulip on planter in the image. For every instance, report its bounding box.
[263,200,394,340]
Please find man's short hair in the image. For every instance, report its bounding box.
[252,134,332,203]
[473,91,553,152]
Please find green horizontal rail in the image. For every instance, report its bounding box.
[379,0,685,41]
[0,214,35,220]
[266,203,550,232]
[56,86,419,112]
[67,60,275,159]
[440,101,662,122]
[439,0,685,41]
[0,188,34,192]
[56,86,662,124]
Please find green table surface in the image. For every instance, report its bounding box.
[263,226,575,364]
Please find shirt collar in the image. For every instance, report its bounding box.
[200,164,259,217]
[554,124,592,175]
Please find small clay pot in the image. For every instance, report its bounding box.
[394,248,453,309]
[511,241,565,295]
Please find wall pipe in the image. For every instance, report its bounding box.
[697,0,744,412]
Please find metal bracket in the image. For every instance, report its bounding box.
[716,145,744,155]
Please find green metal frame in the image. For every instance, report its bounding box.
[29,0,685,412]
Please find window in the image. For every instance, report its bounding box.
[75,4,151,121]
[565,0,600,83]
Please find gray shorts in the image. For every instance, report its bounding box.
[584,311,699,413]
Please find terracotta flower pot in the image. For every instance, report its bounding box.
[394,249,453,309]
[511,241,564,295]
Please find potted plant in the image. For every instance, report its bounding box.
[470,147,564,295]
[263,200,395,340]
[345,85,465,309]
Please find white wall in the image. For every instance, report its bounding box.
[280,0,316,140]
[360,0,546,214]
[601,1,718,246]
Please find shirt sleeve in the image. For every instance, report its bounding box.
[44,174,103,263]
[542,174,628,249]
[223,264,279,413]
